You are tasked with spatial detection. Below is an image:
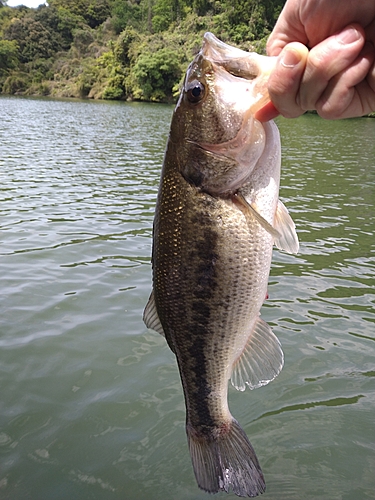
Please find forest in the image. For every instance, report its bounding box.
[0,0,285,101]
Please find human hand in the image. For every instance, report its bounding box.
[256,0,375,121]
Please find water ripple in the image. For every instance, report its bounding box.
[0,98,374,499]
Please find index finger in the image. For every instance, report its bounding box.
[298,24,366,112]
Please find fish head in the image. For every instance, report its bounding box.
[170,32,277,197]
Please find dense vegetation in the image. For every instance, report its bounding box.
[0,0,285,101]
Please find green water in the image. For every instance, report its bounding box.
[0,96,374,500]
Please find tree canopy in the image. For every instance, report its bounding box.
[0,0,285,100]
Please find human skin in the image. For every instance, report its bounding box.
[255,0,375,121]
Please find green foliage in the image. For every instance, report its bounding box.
[0,39,19,72]
[225,0,284,42]
[0,4,15,35]
[111,0,143,34]
[192,0,217,17]
[54,7,87,47]
[102,80,124,99]
[132,46,182,101]
[0,0,286,100]
[71,27,95,56]
[2,4,83,62]
[75,58,97,96]
[25,57,54,82]
[86,0,111,28]
[152,0,174,32]
[114,26,140,66]
[4,17,60,62]
[2,71,30,93]
[48,0,111,28]
[96,49,126,99]
[152,0,191,31]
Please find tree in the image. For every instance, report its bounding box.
[111,0,143,34]
[4,17,60,62]
[114,26,140,66]
[152,0,185,31]
[132,46,182,101]
[0,39,19,73]
[192,0,216,16]
[48,0,110,28]
[223,0,285,41]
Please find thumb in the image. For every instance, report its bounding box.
[267,43,309,118]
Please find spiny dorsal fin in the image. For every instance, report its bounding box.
[230,316,284,391]
[143,291,165,337]
[274,200,299,254]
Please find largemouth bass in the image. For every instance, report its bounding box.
[144,32,299,497]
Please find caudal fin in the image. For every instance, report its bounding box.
[187,419,265,497]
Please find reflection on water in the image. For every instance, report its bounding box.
[0,97,374,499]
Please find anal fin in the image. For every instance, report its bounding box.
[143,290,165,337]
[231,317,284,391]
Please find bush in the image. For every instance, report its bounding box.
[0,39,19,73]
[2,72,30,93]
[102,83,123,99]
[25,57,54,81]
[72,27,95,56]
[26,81,51,95]
[132,47,182,101]
[111,0,143,34]
[114,26,140,67]
[4,17,60,62]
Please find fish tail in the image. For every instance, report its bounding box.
[186,418,265,497]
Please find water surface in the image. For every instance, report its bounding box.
[0,96,374,499]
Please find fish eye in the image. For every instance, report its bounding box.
[186,81,205,104]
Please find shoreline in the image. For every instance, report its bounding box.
[2,91,374,118]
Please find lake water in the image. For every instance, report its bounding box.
[0,95,374,500]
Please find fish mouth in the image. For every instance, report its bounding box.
[201,32,275,114]
[202,32,260,79]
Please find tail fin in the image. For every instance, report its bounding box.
[187,419,265,497]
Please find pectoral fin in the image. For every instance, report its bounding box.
[230,317,284,391]
[233,193,281,240]
[143,291,165,337]
[274,200,299,254]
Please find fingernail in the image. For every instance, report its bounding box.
[336,26,361,45]
[281,49,300,68]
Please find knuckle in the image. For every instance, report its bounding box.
[306,55,329,81]
[316,100,343,120]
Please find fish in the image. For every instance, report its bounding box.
[143,32,299,497]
